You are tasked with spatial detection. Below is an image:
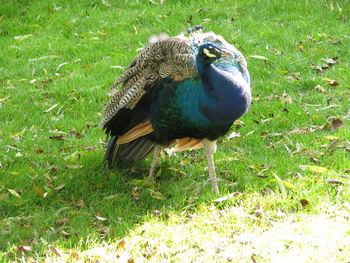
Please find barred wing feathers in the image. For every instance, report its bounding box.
[101,35,196,128]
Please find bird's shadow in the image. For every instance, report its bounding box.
[2,148,258,257]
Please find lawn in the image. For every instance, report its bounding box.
[0,0,349,262]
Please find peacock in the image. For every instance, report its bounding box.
[101,28,251,194]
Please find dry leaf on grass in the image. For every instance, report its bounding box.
[33,185,44,197]
[44,104,58,113]
[110,65,125,69]
[330,119,344,131]
[310,57,339,73]
[49,135,65,140]
[54,184,65,191]
[51,247,62,257]
[326,178,344,185]
[117,240,126,249]
[7,188,21,198]
[60,230,70,238]
[322,77,340,86]
[213,192,242,202]
[249,55,268,61]
[271,49,283,55]
[55,217,70,226]
[18,245,32,252]
[323,57,339,65]
[300,199,309,207]
[70,251,79,259]
[75,200,85,207]
[95,216,107,221]
[314,84,325,92]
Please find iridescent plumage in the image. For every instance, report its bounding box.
[101,30,251,194]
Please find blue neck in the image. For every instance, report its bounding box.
[196,58,251,124]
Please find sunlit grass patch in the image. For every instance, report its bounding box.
[10,200,349,263]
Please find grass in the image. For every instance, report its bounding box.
[0,0,349,262]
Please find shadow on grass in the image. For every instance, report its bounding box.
[0,148,266,259]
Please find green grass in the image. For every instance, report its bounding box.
[1,0,349,262]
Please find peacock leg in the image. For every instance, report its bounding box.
[149,144,162,178]
[202,138,219,194]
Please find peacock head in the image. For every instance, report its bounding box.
[197,43,231,66]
